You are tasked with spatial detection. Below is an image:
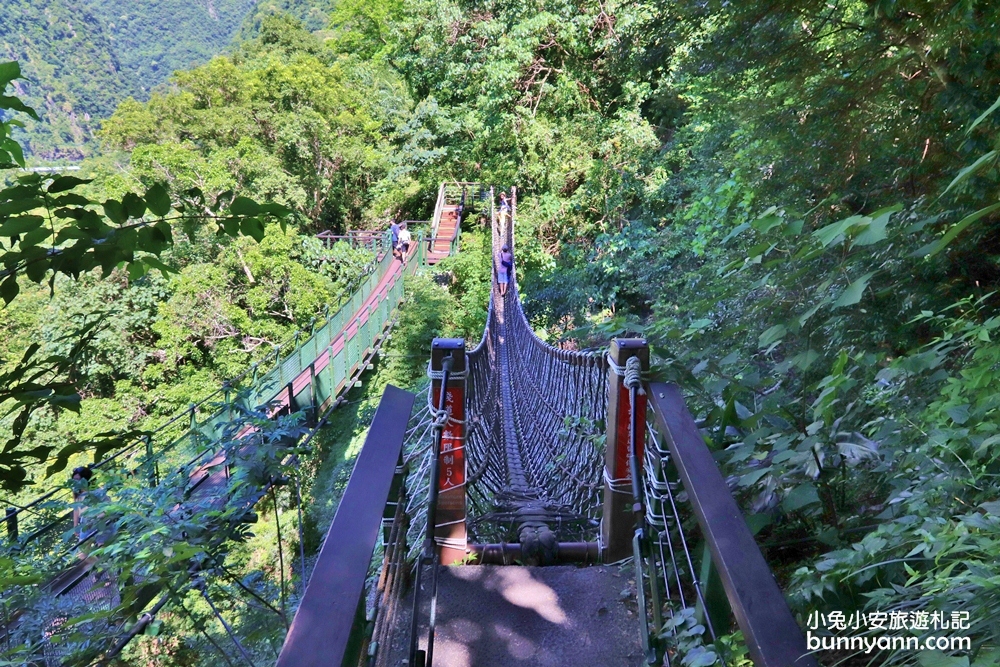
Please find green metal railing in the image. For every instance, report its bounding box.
[6,230,430,551]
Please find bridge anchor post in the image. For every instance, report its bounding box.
[430,338,468,565]
[601,338,649,563]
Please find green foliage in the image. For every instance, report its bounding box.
[98,18,405,229]
[237,0,337,39]
[80,0,257,89]
[0,65,294,492]
[660,607,721,667]
[0,0,261,160]
[6,0,1000,659]
[2,399,309,665]
[317,0,1000,660]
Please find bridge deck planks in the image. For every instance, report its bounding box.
[396,564,644,667]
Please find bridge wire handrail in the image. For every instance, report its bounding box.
[4,241,416,665]
[641,411,729,667]
[405,355,457,667]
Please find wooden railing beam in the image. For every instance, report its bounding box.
[276,385,415,667]
[647,382,815,667]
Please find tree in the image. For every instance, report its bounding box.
[0,62,291,491]
[99,17,403,231]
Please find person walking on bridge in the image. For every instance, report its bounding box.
[390,219,401,260]
[397,222,412,262]
[497,244,512,297]
[498,192,511,230]
[71,466,93,533]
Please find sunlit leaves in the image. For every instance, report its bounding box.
[0,169,292,305]
[0,70,293,491]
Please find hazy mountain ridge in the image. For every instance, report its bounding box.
[0,0,134,160]
[0,0,264,161]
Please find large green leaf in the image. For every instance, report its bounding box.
[240,216,266,242]
[0,197,43,217]
[0,275,18,304]
[230,196,261,216]
[103,199,127,225]
[813,216,861,248]
[967,93,1000,135]
[798,298,829,326]
[0,215,44,237]
[782,483,820,512]
[0,61,21,89]
[752,213,782,234]
[122,192,146,219]
[852,205,901,246]
[833,272,875,308]
[922,202,1000,257]
[144,183,172,217]
[722,222,750,244]
[917,651,969,667]
[0,94,38,119]
[141,255,177,275]
[758,324,787,348]
[46,176,92,194]
[941,150,998,197]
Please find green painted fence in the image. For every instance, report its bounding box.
[7,231,428,551]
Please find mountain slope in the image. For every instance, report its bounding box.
[0,0,133,160]
[0,0,262,161]
[79,0,258,96]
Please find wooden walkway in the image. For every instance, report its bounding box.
[397,565,643,667]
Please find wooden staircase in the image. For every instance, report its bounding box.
[427,204,461,264]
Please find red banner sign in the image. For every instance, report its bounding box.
[433,385,465,490]
[615,383,646,480]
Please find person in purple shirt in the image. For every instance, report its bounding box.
[497,245,512,297]
[390,220,400,259]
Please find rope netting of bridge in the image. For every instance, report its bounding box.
[459,193,608,544]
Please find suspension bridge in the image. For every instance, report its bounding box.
[279,187,816,667]
[1,183,815,666]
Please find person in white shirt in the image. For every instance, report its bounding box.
[397,222,412,262]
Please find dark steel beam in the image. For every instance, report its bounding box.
[647,382,816,667]
[276,384,415,667]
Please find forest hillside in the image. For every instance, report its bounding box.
[2,0,1000,665]
[0,0,333,161]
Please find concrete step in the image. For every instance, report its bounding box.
[398,565,644,667]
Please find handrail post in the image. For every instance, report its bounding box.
[188,404,198,452]
[144,435,158,487]
[430,338,468,564]
[309,362,318,425]
[601,338,649,562]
